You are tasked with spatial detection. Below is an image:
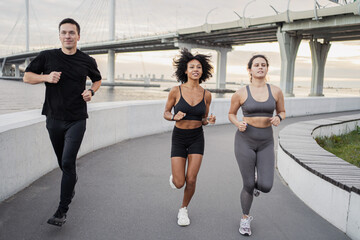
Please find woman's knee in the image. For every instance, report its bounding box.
[242,179,256,194]
[173,176,185,189]
[185,176,197,188]
[243,184,255,195]
[257,182,273,193]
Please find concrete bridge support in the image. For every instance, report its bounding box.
[25,58,30,68]
[14,64,20,78]
[309,39,331,96]
[107,0,116,84]
[216,48,230,89]
[3,64,12,76]
[277,29,302,97]
[107,50,115,84]
[0,58,6,77]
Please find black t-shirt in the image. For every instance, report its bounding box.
[25,49,102,121]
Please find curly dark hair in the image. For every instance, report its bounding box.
[173,48,213,84]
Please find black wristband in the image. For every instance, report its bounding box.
[171,115,175,121]
[276,114,282,121]
[88,89,95,96]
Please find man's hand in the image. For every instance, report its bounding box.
[82,89,92,102]
[46,71,61,83]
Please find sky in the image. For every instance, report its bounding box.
[1,0,360,88]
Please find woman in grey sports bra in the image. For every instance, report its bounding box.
[228,55,286,236]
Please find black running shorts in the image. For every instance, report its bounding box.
[171,126,204,158]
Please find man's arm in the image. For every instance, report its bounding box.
[82,80,102,102]
[23,71,61,85]
[90,80,101,92]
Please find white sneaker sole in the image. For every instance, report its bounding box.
[169,175,177,189]
[177,218,190,226]
[239,228,251,236]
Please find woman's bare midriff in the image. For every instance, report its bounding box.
[243,116,272,128]
[175,120,203,129]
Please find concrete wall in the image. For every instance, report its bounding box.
[278,115,360,240]
[278,149,351,231]
[283,97,360,117]
[312,119,360,137]
[0,96,359,203]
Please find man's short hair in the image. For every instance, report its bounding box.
[59,18,80,35]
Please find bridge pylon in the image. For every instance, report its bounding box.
[277,28,302,97]
[309,39,331,96]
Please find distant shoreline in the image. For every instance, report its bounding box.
[0,79,359,115]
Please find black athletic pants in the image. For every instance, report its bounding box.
[46,117,86,213]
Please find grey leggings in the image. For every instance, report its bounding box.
[234,124,275,215]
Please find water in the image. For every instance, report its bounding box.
[0,80,170,115]
[0,79,359,115]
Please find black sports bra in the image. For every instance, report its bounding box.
[173,86,206,121]
[241,84,276,117]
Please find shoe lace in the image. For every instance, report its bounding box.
[241,216,253,229]
[178,208,188,219]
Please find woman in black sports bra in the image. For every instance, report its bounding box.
[163,48,216,226]
[228,55,285,236]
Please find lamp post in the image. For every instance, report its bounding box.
[287,0,291,22]
[25,0,29,52]
[243,0,256,28]
[314,0,320,20]
[205,7,241,33]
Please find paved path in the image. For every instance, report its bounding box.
[1,111,356,240]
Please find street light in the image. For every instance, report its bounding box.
[287,0,291,22]
[269,5,280,15]
[243,0,257,28]
[313,0,322,20]
[205,7,241,33]
[205,7,219,24]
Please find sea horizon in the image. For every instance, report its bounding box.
[0,78,359,116]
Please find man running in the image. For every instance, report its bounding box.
[23,18,102,226]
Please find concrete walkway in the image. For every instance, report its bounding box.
[0,111,355,240]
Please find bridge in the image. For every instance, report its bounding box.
[1,1,360,96]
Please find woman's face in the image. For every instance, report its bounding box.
[185,59,203,81]
[248,57,268,80]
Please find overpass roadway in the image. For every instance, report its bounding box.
[1,2,360,95]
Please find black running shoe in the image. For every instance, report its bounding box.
[47,209,66,227]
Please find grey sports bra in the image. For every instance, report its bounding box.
[241,84,276,117]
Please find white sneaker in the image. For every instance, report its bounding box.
[239,216,253,236]
[169,175,177,189]
[177,207,190,226]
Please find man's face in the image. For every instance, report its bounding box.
[59,23,80,50]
